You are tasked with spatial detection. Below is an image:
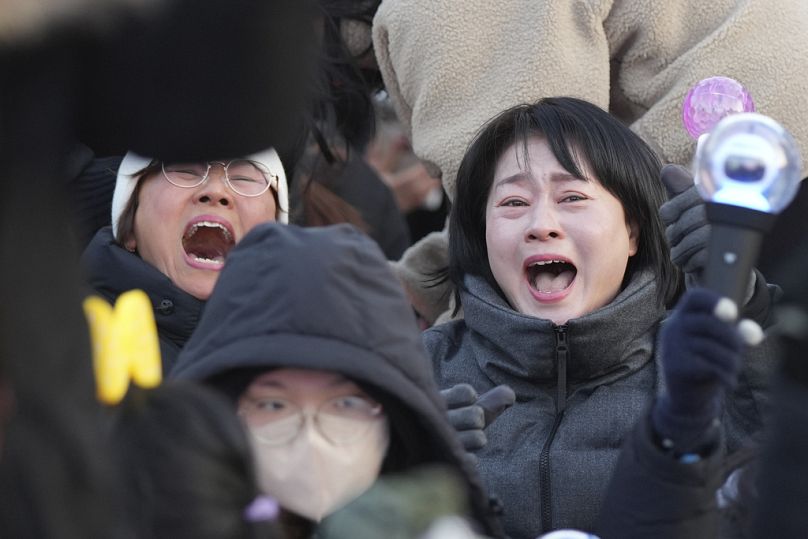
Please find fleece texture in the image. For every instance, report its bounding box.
[0,0,157,45]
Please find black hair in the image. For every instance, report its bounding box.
[285,0,384,243]
[111,382,284,539]
[448,97,680,311]
[310,0,383,156]
[0,165,122,539]
[115,161,160,249]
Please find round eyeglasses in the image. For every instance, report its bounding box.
[161,160,278,197]
[238,395,384,446]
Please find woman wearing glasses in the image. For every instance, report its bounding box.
[171,223,503,538]
[82,149,288,373]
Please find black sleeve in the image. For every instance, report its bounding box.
[64,144,121,251]
[750,348,808,537]
[596,413,722,539]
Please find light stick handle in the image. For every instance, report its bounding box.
[702,225,762,307]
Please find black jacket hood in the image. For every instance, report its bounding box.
[171,223,501,536]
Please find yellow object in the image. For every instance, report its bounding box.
[83,290,162,404]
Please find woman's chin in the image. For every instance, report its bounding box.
[174,273,217,301]
[516,280,579,323]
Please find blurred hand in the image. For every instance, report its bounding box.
[366,134,442,213]
[659,164,710,287]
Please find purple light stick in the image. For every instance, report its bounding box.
[682,76,755,139]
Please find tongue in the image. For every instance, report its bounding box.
[189,247,225,263]
[534,269,574,293]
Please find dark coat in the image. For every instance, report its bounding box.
[81,227,205,373]
[595,415,723,539]
[170,222,502,537]
[749,373,808,538]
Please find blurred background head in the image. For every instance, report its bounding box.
[112,382,284,539]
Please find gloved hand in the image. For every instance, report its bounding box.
[659,164,758,302]
[440,384,515,452]
[652,288,763,454]
[659,164,710,288]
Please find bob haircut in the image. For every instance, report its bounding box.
[448,97,679,310]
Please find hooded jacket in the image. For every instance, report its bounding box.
[424,271,772,539]
[170,222,502,537]
[81,226,205,374]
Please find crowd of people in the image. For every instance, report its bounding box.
[2,0,808,538]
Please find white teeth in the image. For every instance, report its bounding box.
[187,221,233,241]
[193,255,224,265]
[530,259,566,266]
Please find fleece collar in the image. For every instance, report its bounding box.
[82,226,205,348]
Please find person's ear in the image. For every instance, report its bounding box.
[124,236,137,253]
[627,220,639,257]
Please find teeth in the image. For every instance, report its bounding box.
[530,259,566,266]
[187,221,233,241]
[193,255,223,265]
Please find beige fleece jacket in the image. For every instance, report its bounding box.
[0,0,157,45]
[374,0,808,323]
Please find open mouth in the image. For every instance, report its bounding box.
[527,259,577,294]
[182,220,235,267]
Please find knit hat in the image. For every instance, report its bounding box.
[110,148,289,240]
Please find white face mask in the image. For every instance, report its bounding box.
[249,413,390,521]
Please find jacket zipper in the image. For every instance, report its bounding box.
[539,325,568,533]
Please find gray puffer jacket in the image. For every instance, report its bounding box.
[424,270,773,539]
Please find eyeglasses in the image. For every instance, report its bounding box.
[161,160,278,197]
[238,395,384,446]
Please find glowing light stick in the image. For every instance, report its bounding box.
[684,77,802,305]
[683,76,756,141]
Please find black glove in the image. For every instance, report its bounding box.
[659,164,710,287]
[659,164,760,304]
[652,288,753,453]
[440,384,515,452]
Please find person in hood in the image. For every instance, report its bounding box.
[170,222,502,538]
[81,149,289,373]
[426,97,776,538]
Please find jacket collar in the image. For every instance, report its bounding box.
[82,227,205,347]
[460,270,664,390]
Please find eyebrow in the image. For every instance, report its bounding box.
[254,379,286,389]
[493,171,587,189]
